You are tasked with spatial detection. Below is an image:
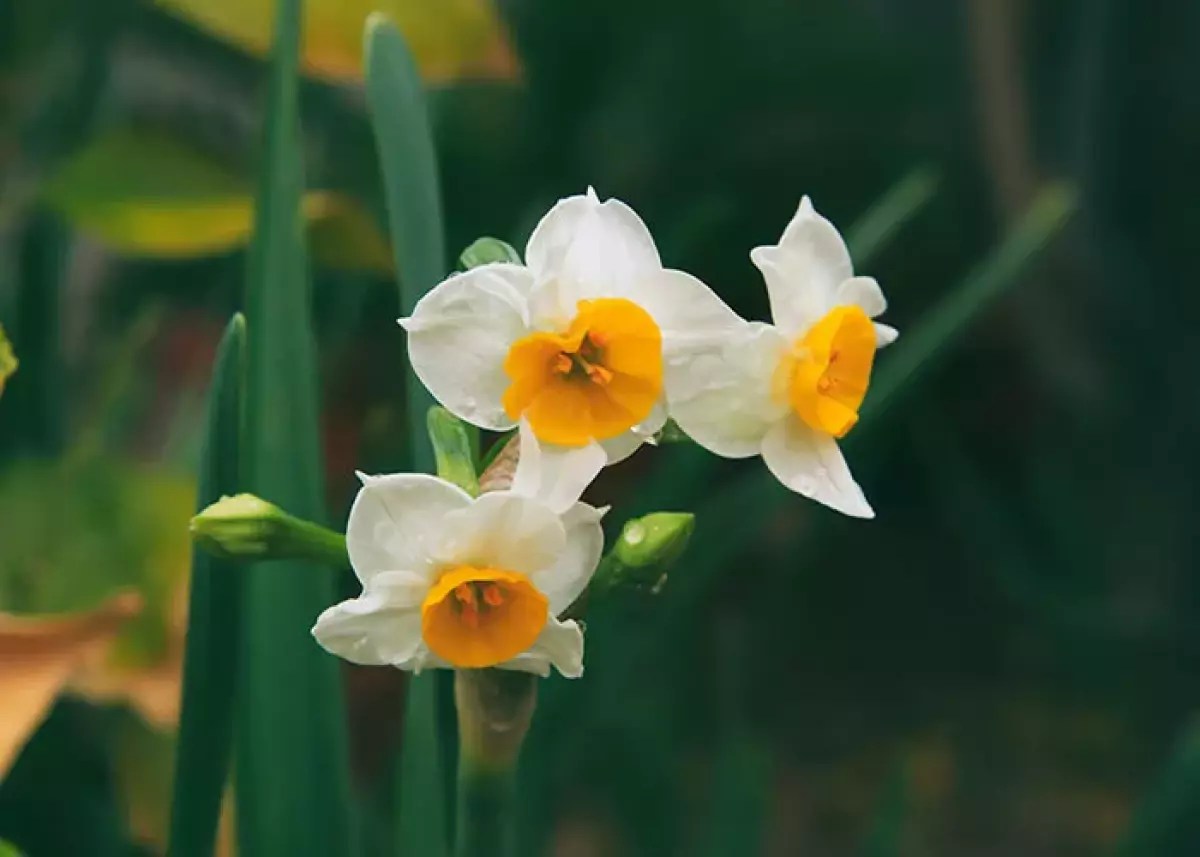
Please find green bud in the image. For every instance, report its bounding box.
[567,513,695,615]
[190,493,349,568]
[428,406,480,495]
[613,512,695,579]
[459,237,522,270]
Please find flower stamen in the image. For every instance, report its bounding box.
[502,298,663,446]
[782,305,875,438]
[421,566,549,668]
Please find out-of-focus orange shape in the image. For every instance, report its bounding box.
[0,591,143,777]
[154,0,520,84]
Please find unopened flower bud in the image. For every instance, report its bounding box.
[459,237,522,270]
[190,493,349,568]
[572,512,695,610]
[613,512,694,580]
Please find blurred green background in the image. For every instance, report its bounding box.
[0,0,1197,854]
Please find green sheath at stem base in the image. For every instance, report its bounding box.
[453,670,536,857]
[455,760,518,857]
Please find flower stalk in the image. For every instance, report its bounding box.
[190,493,349,568]
[453,669,537,857]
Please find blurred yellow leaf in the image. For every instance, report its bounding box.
[0,324,14,397]
[0,592,142,777]
[43,130,394,273]
[154,0,519,84]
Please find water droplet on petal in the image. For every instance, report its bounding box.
[796,477,817,497]
[624,522,647,545]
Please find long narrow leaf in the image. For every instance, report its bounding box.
[236,0,355,854]
[167,314,245,857]
[364,15,451,854]
[1114,719,1200,857]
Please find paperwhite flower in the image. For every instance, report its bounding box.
[311,428,606,677]
[400,189,740,464]
[666,197,898,519]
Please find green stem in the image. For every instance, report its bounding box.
[455,759,518,857]
[279,513,350,568]
[453,670,536,857]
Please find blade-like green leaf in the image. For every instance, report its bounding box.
[845,167,939,263]
[364,14,451,854]
[236,0,355,855]
[41,129,392,270]
[365,16,445,476]
[167,314,245,857]
[860,183,1076,422]
[1114,719,1200,857]
[0,324,15,398]
[859,763,911,857]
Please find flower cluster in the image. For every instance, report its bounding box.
[314,190,896,677]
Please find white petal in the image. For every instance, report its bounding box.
[434,492,567,576]
[665,321,790,458]
[753,196,853,335]
[346,473,473,584]
[311,594,423,667]
[511,420,605,513]
[749,246,828,337]
[400,263,534,429]
[595,399,668,464]
[524,190,661,302]
[532,502,606,615]
[497,617,585,678]
[595,432,640,464]
[875,323,899,348]
[638,269,744,339]
[760,416,873,518]
[835,276,887,318]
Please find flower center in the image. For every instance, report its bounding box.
[421,566,548,668]
[776,305,876,438]
[502,298,663,446]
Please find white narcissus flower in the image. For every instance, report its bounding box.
[311,428,606,677]
[666,197,898,519]
[400,188,740,465]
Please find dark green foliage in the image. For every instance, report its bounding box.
[235,0,354,855]
[167,315,245,857]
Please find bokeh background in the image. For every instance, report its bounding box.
[0,0,1198,855]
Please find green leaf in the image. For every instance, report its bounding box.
[167,314,245,857]
[0,324,15,398]
[154,0,519,84]
[0,839,22,857]
[42,130,392,271]
[1114,718,1200,857]
[365,14,451,855]
[366,18,447,458]
[845,167,940,263]
[428,407,480,497]
[860,183,1076,422]
[236,0,355,854]
[859,763,911,857]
